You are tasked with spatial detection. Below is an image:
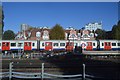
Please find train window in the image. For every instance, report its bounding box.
[42,43,44,46]
[93,43,95,46]
[118,43,120,46]
[6,43,9,46]
[18,43,22,47]
[54,43,58,47]
[60,43,65,46]
[32,43,35,46]
[87,42,92,46]
[27,42,31,46]
[11,43,16,47]
[112,43,116,46]
[70,42,73,46]
[108,42,111,46]
[0,43,1,46]
[75,43,78,46]
[102,43,104,46]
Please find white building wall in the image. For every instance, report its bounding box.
[85,22,102,31]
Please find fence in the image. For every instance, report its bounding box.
[0,62,96,80]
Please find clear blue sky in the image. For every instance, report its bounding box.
[3,2,119,33]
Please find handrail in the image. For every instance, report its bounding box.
[44,72,82,77]
[1,63,102,80]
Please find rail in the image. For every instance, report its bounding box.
[0,62,98,80]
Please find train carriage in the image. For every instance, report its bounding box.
[40,40,50,51]
[0,40,37,52]
[110,40,119,51]
[99,40,119,51]
[52,40,66,51]
[0,40,120,54]
[24,40,37,51]
[79,40,97,51]
[40,40,67,51]
[100,40,112,50]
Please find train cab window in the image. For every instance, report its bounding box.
[11,43,16,47]
[32,43,35,47]
[112,43,116,46]
[42,43,44,46]
[60,43,65,46]
[118,43,120,46]
[93,43,95,46]
[54,43,58,47]
[102,43,104,46]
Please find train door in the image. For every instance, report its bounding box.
[66,42,74,51]
[104,42,111,50]
[45,42,52,51]
[2,42,10,51]
[24,42,32,51]
[86,42,93,51]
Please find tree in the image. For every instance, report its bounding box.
[95,29,106,40]
[112,25,117,39]
[49,24,65,40]
[0,6,4,40]
[3,30,15,40]
[105,31,112,39]
[111,21,120,40]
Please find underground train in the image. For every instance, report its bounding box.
[0,40,120,53]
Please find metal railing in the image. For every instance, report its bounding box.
[1,62,97,80]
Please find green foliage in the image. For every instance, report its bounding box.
[3,30,15,40]
[95,29,106,40]
[0,6,4,40]
[49,24,65,40]
[111,20,120,40]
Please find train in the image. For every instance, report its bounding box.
[0,40,120,54]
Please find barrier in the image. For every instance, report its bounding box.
[1,62,97,80]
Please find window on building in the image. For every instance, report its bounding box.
[11,43,16,47]
[60,43,65,46]
[118,43,120,46]
[112,43,116,46]
[54,43,58,47]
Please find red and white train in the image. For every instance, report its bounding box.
[0,40,120,53]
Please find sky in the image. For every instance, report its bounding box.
[2,2,119,33]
